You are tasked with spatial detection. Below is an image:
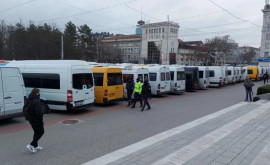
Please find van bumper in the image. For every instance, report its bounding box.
[0,112,23,120]
[67,102,94,110]
[102,97,123,104]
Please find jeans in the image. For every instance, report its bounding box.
[245,88,252,102]
[29,120,44,147]
[127,92,133,106]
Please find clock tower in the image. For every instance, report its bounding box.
[260,0,270,63]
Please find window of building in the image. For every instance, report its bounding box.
[162,28,165,33]
[146,29,148,34]
[265,52,269,58]
[266,42,270,49]
[268,24,270,31]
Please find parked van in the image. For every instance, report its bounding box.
[0,66,25,120]
[184,67,199,91]
[145,65,170,95]
[168,66,186,94]
[227,66,236,84]
[247,66,258,80]
[242,66,248,81]
[117,65,149,99]
[208,66,223,87]
[92,66,124,104]
[197,66,210,89]
[222,66,229,85]
[235,67,241,82]
[8,60,95,111]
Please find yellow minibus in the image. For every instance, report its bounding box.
[92,67,123,104]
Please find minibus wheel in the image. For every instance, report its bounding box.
[41,103,50,114]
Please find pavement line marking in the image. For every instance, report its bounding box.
[152,102,270,165]
[82,102,247,165]
[250,139,270,165]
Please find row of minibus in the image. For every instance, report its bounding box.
[0,60,268,120]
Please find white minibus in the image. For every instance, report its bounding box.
[8,60,95,111]
[0,66,26,120]
[227,66,236,84]
[145,65,170,95]
[208,66,223,87]
[198,66,210,89]
[168,66,186,94]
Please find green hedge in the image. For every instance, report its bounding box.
[257,85,270,95]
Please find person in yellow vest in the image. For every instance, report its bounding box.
[131,78,142,108]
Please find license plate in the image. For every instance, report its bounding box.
[161,87,165,89]
[177,85,180,88]
[76,101,83,106]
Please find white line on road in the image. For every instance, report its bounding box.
[82,102,248,165]
[152,102,270,165]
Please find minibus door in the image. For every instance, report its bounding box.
[72,67,89,105]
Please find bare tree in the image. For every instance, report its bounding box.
[98,42,123,63]
[243,48,255,64]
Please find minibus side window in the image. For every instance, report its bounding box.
[161,73,165,81]
[166,72,170,81]
[22,73,60,89]
[228,70,232,75]
[73,73,94,89]
[138,74,143,82]
[93,73,104,86]
[149,73,156,81]
[108,73,123,86]
[248,70,253,74]
[177,71,185,80]
[170,71,174,81]
[199,71,203,78]
[144,74,148,81]
[209,70,215,77]
[123,74,134,83]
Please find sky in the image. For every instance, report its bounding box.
[0,0,265,47]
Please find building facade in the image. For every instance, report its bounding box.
[99,34,141,63]
[141,21,179,64]
[260,1,270,58]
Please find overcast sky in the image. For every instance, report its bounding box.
[0,0,265,47]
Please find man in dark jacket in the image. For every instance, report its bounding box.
[141,79,151,111]
[26,88,44,153]
[244,77,254,102]
[126,79,134,107]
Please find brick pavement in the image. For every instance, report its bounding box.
[84,100,270,165]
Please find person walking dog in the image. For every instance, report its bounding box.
[141,79,151,111]
[131,78,142,108]
[26,88,44,153]
[244,77,254,102]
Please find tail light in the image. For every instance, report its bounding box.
[219,77,222,82]
[158,84,160,89]
[104,89,108,96]
[256,74,258,79]
[67,90,73,102]
[174,82,177,87]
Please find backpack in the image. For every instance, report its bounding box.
[23,100,34,121]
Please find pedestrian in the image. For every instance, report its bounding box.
[244,76,254,102]
[126,78,134,107]
[131,78,142,108]
[263,72,269,84]
[141,79,151,111]
[26,88,44,153]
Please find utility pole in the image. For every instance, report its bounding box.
[61,34,64,60]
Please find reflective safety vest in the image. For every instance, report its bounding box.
[134,81,142,94]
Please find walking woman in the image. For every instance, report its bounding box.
[244,76,254,102]
[26,88,44,153]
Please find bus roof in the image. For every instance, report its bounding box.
[91,66,122,73]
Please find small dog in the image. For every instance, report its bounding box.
[253,97,260,102]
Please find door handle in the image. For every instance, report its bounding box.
[4,96,12,99]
